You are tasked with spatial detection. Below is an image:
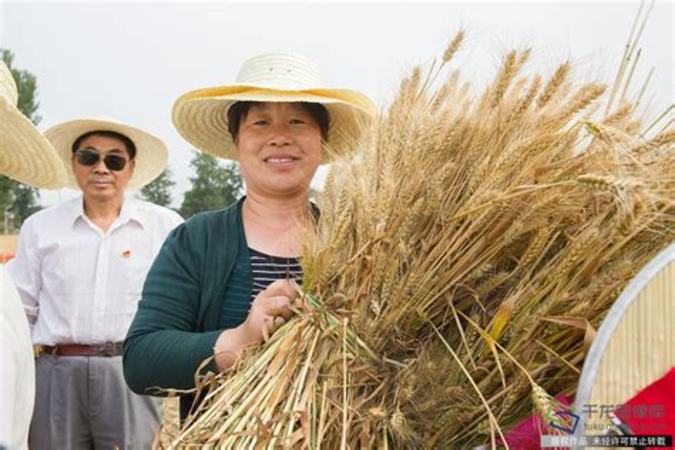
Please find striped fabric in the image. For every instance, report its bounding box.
[218,247,303,330]
[249,248,302,300]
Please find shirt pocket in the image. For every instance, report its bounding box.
[112,237,155,310]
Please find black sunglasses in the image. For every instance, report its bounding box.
[74,148,129,171]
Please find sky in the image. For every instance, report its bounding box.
[0,0,672,209]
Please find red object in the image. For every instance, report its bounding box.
[498,369,675,449]
[499,394,573,450]
[122,250,132,258]
[0,251,15,263]
[614,367,675,447]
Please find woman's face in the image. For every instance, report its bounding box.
[235,102,322,198]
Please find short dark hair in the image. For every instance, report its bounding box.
[71,130,137,159]
[227,101,330,142]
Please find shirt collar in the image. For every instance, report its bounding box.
[118,197,145,228]
[70,195,145,229]
[69,197,86,226]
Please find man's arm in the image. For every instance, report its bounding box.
[7,217,42,330]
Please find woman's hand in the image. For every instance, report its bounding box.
[241,279,299,343]
[214,279,299,370]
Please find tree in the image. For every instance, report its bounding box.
[180,152,243,218]
[139,167,175,208]
[0,49,43,232]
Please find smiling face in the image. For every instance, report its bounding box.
[234,102,323,199]
[71,134,135,204]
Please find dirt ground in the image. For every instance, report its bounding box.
[0,234,18,253]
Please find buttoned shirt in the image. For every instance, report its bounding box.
[8,196,183,346]
[0,264,34,450]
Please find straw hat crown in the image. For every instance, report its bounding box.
[0,61,68,189]
[172,52,377,162]
[234,53,323,90]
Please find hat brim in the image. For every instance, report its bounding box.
[44,118,168,189]
[0,99,68,189]
[172,85,376,162]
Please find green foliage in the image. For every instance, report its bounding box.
[139,167,176,208]
[11,184,41,226]
[179,152,243,218]
[0,48,42,232]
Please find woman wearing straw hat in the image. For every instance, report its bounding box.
[9,114,183,448]
[124,52,376,419]
[0,61,67,450]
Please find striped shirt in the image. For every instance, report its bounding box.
[249,248,302,300]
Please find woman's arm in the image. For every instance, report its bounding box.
[123,222,220,395]
[123,218,300,394]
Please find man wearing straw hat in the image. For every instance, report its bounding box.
[124,52,376,420]
[0,61,67,450]
[8,113,183,448]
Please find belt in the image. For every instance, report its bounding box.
[39,342,124,357]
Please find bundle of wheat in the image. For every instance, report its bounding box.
[162,23,673,449]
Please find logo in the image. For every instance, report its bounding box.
[549,407,580,434]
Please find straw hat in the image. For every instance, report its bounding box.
[172,52,377,162]
[44,117,168,189]
[0,61,68,189]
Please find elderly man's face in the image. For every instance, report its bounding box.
[235,102,322,198]
[71,134,135,203]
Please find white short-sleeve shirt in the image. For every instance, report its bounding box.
[7,196,183,345]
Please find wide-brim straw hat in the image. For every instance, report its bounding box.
[44,117,168,189]
[0,61,68,189]
[172,52,377,162]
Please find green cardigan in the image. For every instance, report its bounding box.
[123,198,251,416]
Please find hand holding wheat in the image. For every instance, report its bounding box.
[214,279,299,370]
